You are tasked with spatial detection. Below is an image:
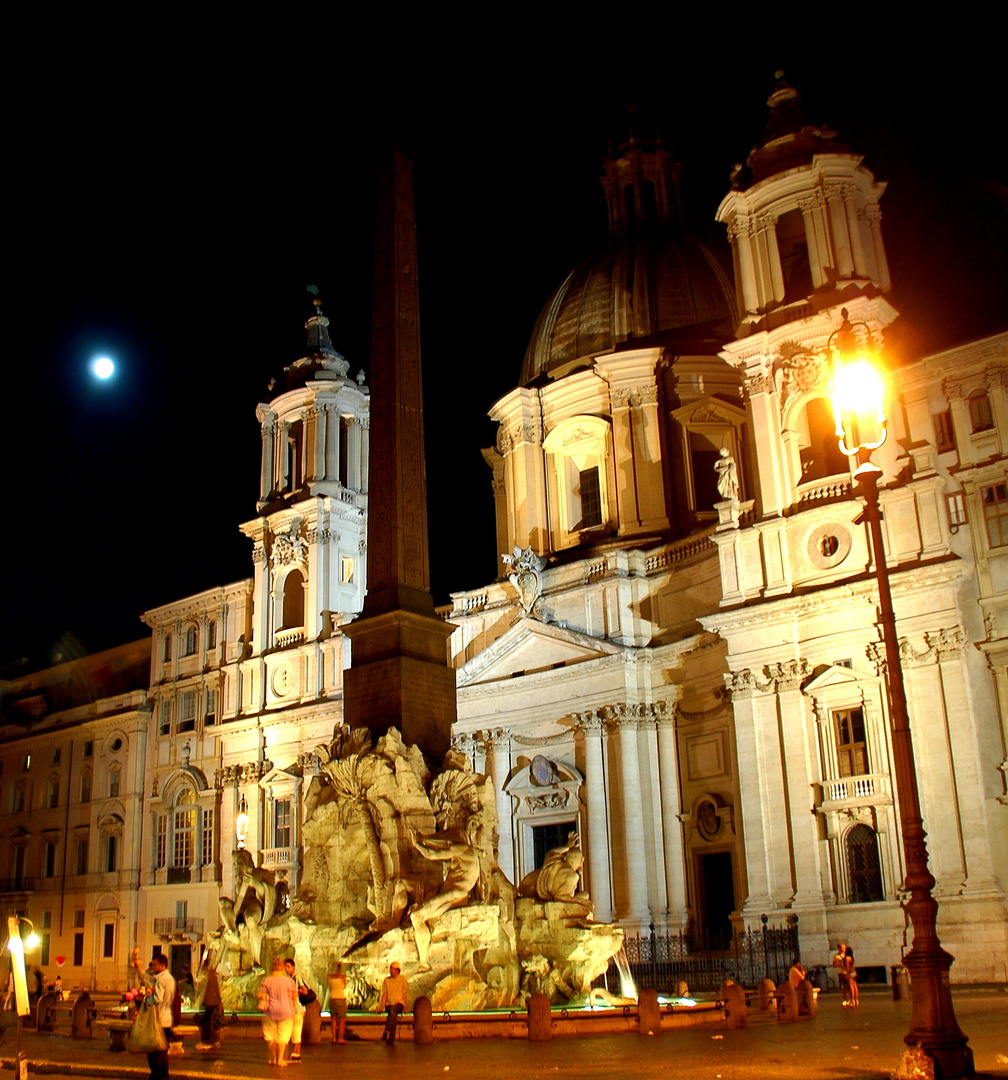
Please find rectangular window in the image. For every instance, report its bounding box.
[109,771,120,799]
[103,922,115,959]
[40,933,50,966]
[83,741,93,759]
[179,690,196,732]
[74,836,89,876]
[184,625,198,656]
[202,808,214,866]
[43,841,57,878]
[578,467,603,529]
[155,814,167,870]
[14,785,25,812]
[982,483,1008,547]
[164,633,172,663]
[835,707,869,778]
[73,909,85,929]
[173,808,193,868]
[934,409,956,453]
[73,932,84,967]
[51,747,61,766]
[80,771,91,802]
[205,688,217,725]
[105,834,117,873]
[159,701,171,737]
[947,491,967,529]
[48,779,59,809]
[341,557,355,584]
[207,621,217,650]
[274,798,292,849]
[20,754,31,772]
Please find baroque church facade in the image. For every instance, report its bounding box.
[2,81,1006,987]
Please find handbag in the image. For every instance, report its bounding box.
[127,997,168,1054]
[298,983,317,1006]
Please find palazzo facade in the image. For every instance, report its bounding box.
[2,81,1006,988]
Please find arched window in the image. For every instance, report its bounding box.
[799,398,849,483]
[281,570,305,629]
[846,823,884,903]
[171,789,195,882]
[968,389,994,433]
[183,625,198,656]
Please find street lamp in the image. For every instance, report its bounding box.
[235,794,249,850]
[830,310,974,1078]
[6,915,40,1080]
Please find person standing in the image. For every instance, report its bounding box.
[377,962,409,1045]
[832,943,850,1004]
[845,947,860,1007]
[328,964,347,1045]
[134,953,175,1080]
[283,958,305,1061]
[197,959,223,1050]
[258,956,296,1067]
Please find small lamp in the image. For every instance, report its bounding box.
[235,794,249,850]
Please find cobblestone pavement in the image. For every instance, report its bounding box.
[2,987,1006,1080]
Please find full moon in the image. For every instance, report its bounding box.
[93,357,114,379]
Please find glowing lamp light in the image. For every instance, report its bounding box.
[235,794,249,849]
[832,357,887,456]
[23,931,39,951]
[92,356,114,379]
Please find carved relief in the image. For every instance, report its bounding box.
[502,546,554,623]
[271,525,308,569]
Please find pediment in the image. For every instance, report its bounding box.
[260,765,301,791]
[457,620,620,687]
[802,664,862,693]
[670,395,747,428]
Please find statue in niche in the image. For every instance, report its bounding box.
[409,815,483,971]
[714,447,740,501]
[517,832,591,911]
[219,848,278,967]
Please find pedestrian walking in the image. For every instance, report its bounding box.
[133,953,175,1080]
[196,957,223,1050]
[377,962,409,1045]
[328,964,347,1045]
[258,956,297,1067]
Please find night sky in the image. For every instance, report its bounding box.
[5,31,1006,672]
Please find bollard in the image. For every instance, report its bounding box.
[36,991,58,1033]
[637,988,661,1035]
[723,983,748,1029]
[71,991,94,1038]
[302,997,322,1043]
[776,980,798,1023]
[797,978,817,1018]
[757,977,776,1011]
[527,993,552,1042]
[413,995,433,1045]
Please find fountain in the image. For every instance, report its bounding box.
[207,724,625,1013]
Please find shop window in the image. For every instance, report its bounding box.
[846,823,884,903]
[981,482,1008,548]
[835,707,869,777]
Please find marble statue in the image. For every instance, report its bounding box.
[714,447,740,501]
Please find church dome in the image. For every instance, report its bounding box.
[520,225,737,386]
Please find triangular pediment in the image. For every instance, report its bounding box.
[457,619,621,687]
[802,664,862,693]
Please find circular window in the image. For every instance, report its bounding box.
[807,523,852,570]
[110,738,123,752]
[696,799,721,841]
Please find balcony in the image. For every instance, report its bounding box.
[261,847,294,869]
[153,916,204,938]
[819,772,892,810]
[275,626,305,649]
[0,877,33,895]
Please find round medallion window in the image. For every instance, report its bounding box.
[807,523,852,569]
[110,738,123,751]
[697,799,720,840]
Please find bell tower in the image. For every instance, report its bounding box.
[240,300,370,656]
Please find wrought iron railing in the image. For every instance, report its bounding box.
[153,916,205,936]
[610,915,800,994]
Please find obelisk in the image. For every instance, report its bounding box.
[343,151,456,759]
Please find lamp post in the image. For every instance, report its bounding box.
[830,311,973,1078]
[6,915,40,1080]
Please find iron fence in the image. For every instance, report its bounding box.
[607,915,800,994]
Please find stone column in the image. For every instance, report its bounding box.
[655,705,688,928]
[769,659,824,906]
[843,186,869,277]
[576,711,612,922]
[484,729,515,883]
[278,421,290,493]
[257,408,275,506]
[607,705,650,924]
[312,405,326,481]
[824,182,854,278]
[799,194,827,290]
[729,218,759,315]
[758,213,784,305]
[864,204,890,290]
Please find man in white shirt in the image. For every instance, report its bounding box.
[136,953,176,1080]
